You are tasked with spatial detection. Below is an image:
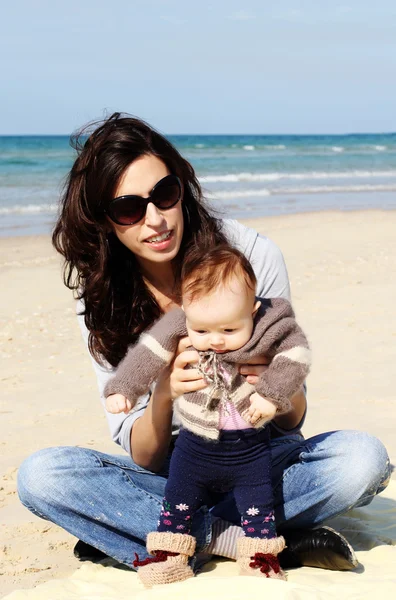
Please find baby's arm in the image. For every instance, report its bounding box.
[104,308,187,409]
[254,299,311,415]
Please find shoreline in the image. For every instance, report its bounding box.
[1,193,396,238]
[0,205,395,241]
[1,209,396,596]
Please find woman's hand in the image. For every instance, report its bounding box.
[169,337,207,398]
[239,354,271,384]
[152,337,207,403]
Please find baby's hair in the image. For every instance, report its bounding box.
[181,244,257,302]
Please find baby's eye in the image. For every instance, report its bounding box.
[195,330,207,334]
[224,328,236,333]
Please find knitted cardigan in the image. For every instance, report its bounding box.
[104,298,311,440]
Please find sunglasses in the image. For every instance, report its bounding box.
[105,174,182,225]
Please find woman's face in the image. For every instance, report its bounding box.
[109,154,184,271]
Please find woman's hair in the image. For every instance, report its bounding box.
[181,244,256,302]
[52,112,227,367]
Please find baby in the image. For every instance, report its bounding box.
[105,244,311,587]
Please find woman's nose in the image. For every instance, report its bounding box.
[145,202,165,226]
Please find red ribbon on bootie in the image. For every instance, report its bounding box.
[133,550,179,568]
[249,552,281,577]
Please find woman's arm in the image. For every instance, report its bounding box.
[130,373,174,472]
[78,303,205,466]
[273,387,306,430]
[130,341,207,471]
[77,303,144,453]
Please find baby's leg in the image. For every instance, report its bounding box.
[232,435,286,580]
[137,431,212,587]
[234,478,277,539]
[157,467,210,535]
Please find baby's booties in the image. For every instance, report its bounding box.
[237,535,287,580]
[136,531,196,588]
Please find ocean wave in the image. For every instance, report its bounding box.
[209,183,396,200]
[200,170,396,183]
[186,142,394,153]
[0,203,57,215]
[1,158,41,166]
[277,184,396,194]
[211,189,272,199]
[226,143,285,150]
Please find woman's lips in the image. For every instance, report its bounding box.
[144,230,174,250]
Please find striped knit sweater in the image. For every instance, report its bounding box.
[104,298,311,440]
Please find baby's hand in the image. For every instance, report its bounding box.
[248,392,277,425]
[105,393,133,414]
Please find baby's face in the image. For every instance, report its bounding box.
[183,277,260,353]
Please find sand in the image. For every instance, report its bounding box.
[1,210,395,598]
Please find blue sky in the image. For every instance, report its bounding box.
[1,0,396,134]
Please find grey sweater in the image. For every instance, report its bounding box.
[104,298,310,440]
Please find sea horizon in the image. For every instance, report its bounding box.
[1,132,396,139]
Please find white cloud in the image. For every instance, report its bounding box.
[160,15,186,25]
[336,5,352,14]
[273,9,303,22]
[228,10,255,21]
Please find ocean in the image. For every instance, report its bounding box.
[1,133,395,237]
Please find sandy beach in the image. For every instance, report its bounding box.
[1,210,395,597]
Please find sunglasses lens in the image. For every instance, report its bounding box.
[107,176,181,225]
[152,177,181,209]
[110,197,145,225]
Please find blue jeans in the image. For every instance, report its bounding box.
[17,430,390,567]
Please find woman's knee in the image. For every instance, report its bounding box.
[325,430,390,506]
[346,431,390,502]
[17,446,99,509]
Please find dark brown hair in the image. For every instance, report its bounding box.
[181,244,257,302]
[52,112,227,366]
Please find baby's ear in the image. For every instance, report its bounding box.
[181,304,185,313]
[252,300,261,317]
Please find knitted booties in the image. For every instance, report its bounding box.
[136,532,196,588]
[237,535,287,580]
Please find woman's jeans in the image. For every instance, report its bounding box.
[17,430,391,567]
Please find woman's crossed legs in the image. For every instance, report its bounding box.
[17,430,390,567]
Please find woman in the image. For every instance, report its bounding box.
[17,113,390,572]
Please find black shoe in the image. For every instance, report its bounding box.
[73,540,109,562]
[279,526,358,571]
